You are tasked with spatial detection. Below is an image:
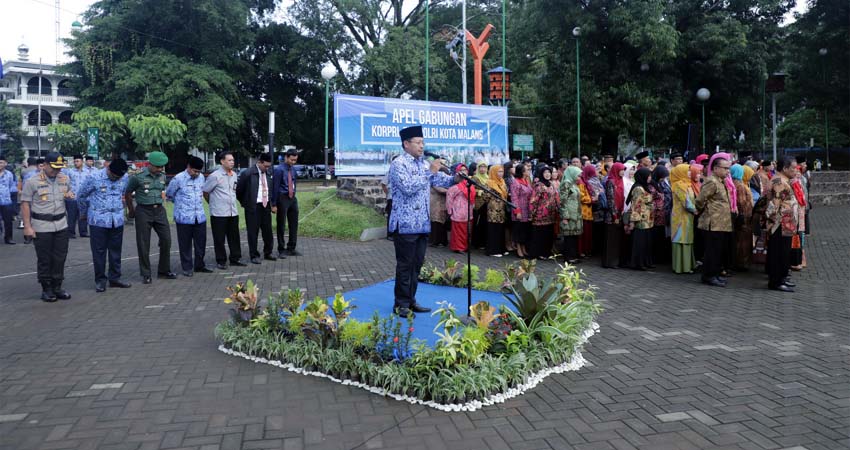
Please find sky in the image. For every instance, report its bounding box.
[1,0,811,66]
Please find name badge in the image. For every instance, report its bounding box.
[41,195,48,201]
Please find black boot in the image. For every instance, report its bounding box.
[53,281,71,300]
[41,283,57,302]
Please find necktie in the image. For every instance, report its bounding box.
[287,167,294,199]
[261,171,268,207]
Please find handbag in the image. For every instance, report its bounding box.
[752,230,767,265]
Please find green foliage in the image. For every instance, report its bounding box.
[71,108,127,158]
[127,114,187,153]
[46,123,85,154]
[473,269,506,291]
[503,272,563,326]
[0,101,25,164]
[339,319,372,346]
[777,108,850,149]
[470,301,497,330]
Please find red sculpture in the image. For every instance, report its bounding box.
[465,24,494,105]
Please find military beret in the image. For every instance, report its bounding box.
[148,151,168,167]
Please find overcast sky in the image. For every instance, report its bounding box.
[2,0,810,66]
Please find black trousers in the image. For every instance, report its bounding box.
[560,235,580,260]
[134,205,172,277]
[701,230,731,280]
[275,195,299,253]
[90,225,123,284]
[767,228,792,288]
[630,228,653,269]
[0,204,13,241]
[210,216,241,264]
[33,228,69,285]
[486,222,505,255]
[393,233,427,309]
[176,222,207,272]
[385,199,393,233]
[430,221,448,247]
[64,200,79,236]
[601,223,622,268]
[245,203,273,258]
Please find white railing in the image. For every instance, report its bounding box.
[23,126,49,135]
[19,93,54,103]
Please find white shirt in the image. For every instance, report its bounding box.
[256,165,268,204]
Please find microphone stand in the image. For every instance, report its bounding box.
[437,160,516,318]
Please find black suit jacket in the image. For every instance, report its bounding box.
[235,165,273,211]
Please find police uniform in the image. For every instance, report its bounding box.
[125,152,175,283]
[21,152,72,302]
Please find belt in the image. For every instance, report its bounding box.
[32,212,66,221]
[137,204,163,208]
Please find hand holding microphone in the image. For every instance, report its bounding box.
[424,151,450,174]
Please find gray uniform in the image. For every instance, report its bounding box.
[22,172,70,288]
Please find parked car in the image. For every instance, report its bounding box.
[292,164,310,178]
[312,164,335,178]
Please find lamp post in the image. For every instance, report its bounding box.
[640,62,649,149]
[819,47,829,169]
[268,111,275,160]
[321,63,338,187]
[696,88,710,152]
[573,26,581,157]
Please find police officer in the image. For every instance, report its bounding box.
[125,151,176,284]
[21,152,72,302]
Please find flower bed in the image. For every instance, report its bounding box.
[215,261,602,411]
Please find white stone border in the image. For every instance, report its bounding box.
[218,322,599,412]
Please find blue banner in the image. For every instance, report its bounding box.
[334,94,508,176]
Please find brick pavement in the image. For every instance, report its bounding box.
[0,207,847,450]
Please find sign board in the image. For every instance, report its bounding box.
[333,94,508,176]
[513,134,534,152]
[87,127,99,157]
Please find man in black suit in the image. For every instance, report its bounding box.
[271,148,301,258]
[236,153,276,264]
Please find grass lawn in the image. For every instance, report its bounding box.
[162,188,384,240]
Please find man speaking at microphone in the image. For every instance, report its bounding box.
[389,125,453,318]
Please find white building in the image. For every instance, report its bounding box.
[0,43,77,159]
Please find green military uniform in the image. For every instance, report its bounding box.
[22,152,72,302]
[126,152,174,282]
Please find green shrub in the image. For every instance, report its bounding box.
[339,319,372,345]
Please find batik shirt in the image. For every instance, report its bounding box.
[77,169,128,228]
[388,153,452,234]
[64,167,88,194]
[0,170,15,205]
[166,170,207,225]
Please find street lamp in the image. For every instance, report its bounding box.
[819,48,829,169]
[573,26,581,157]
[321,63,338,186]
[640,62,649,149]
[696,88,710,152]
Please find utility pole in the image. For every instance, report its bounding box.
[461,0,467,104]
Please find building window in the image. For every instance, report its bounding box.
[57,79,73,97]
[28,110,52,126]
[59,110,73,124]
[27,77,52,95]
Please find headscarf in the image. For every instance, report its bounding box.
[608,162,626,212]
[695,154,709,166]
[563,165,582,185]
[651,165,669,189]
[581,165,603,199]
[486,165,508,199]
[671,163,691,196]
[742,165,755,185]
[626,167,651,205]
[473,163,489,185]
[453,164,476,203]
[792,178,806,207]
[535,165,552,188]
[623,161,637,201]
[689,163,703,196]
[730,163,744,181]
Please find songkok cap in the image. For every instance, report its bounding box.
[258,152,272,162]
[45,152,66,169]
[188,156,204,170]
[795,155,806,164]
[670,152,683,160]
[400,125,423,142]
[85,155,95,161]
[0,154,6,161]
[636,150,650,160]
[108,158,129,176]
[284,148,301,156]
[73,154,83,160]
[148,151,168,167]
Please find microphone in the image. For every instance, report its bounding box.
[424,151,444,161]
[424,151,452,174]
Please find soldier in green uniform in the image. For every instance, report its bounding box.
[21,152,73,302]
[125,151,176,284]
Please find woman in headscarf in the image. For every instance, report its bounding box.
[690,163,704,265]
[510,164,533,259]
[503,161,516,253]
[446,164,475,253]
[731,164,754,271]
[601,162,626,268]
[626,167,654,270]
[471,162,489,249]
[619,160,638,265]
[429,168,450,247]
[744,160,762,203]
[695,154,710,176]
[789,167,807,270]
[483,165,509,257]
[649,165,672,265]
[580,165,603,257]
[528,166,559,260]
[670,164,697,273]
[558,166,583,263]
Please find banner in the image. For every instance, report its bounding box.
[334,94,508,176]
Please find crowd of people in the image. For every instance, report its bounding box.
[0,149,304,302]
[387,150,812,292]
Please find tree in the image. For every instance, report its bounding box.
[46,123,85,154]
[71,107,128,158]
[127,114,188,153]
[0,101,25,163]
[778,108,850,148]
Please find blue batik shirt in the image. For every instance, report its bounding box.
[77,169,128,228]
[388,153,452,234]
[166,170,206,225]
[0,170,15,205]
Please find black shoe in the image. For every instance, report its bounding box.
[79,234,89,238]
[41,290,58,302]
[158,272,177,280]
[196,267,214,273]
[109,280,132,288]
[702,277,726,287]
[287,250,302,256]
[95,282,106,293]
[277,252,288,259]
[142,276,152,284]
[264,254,277,261]
[717,276,728,283]
[230,260,247,267]
[5,239,15,245]
[783,278,796,287]
[53,285,71,300]
[411,303,431,313]
[394,307,413,319]
[771,284,794,292]
[250,257,262,264]
[182,271,193,277]
[216,263,228,270]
